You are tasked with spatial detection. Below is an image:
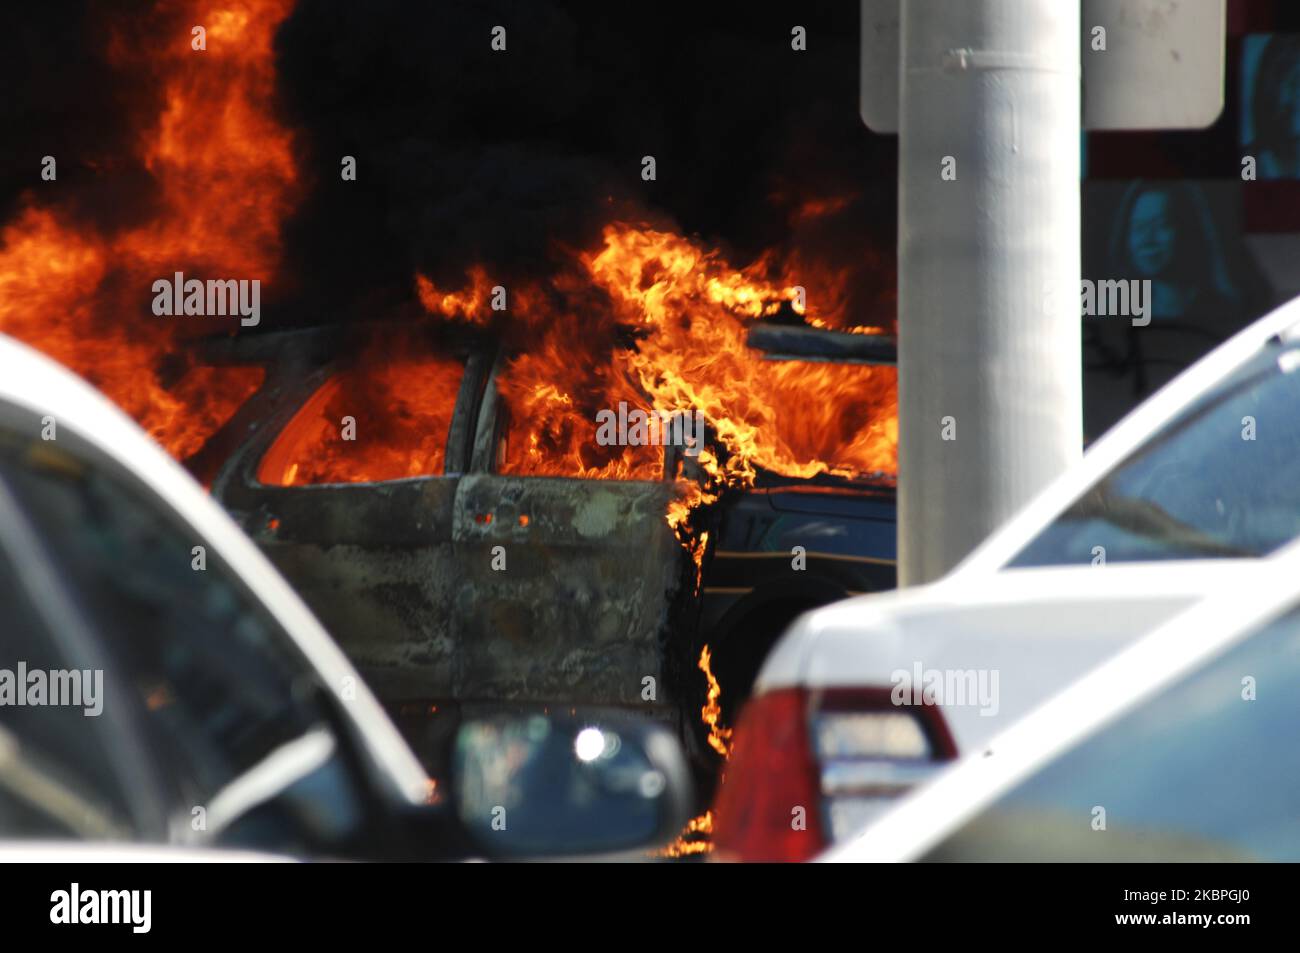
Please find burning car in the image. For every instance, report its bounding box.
[201,287,898,791]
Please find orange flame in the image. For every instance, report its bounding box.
[659,810,716,859]
[275,220,895,509]
[699,644,733,759]
[657,645,735,858]
[414,225,898,592]
[414,225,896,491]
[415,268,495,325]
[0,0,298,459]
[259,343,465,485]
[404,224,898,556]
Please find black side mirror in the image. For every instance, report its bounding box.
[451,712,692,859]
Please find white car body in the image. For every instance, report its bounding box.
[761,560,1257,751]
[825,534,1300,862]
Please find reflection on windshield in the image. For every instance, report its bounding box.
[1011,342,1300,565]
[924,606,1300,861]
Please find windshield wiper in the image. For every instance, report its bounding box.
[1064,485,1258,558]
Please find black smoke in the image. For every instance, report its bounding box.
[0,2,171,234]
[273,0,897,328]
[0,2,898,329]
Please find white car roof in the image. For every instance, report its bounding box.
[951,296,1300,577]
[823,533,1300,862]
[0,333,428,806]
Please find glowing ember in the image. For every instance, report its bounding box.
[0,0,298,459]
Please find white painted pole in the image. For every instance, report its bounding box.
[897,0,1082,585]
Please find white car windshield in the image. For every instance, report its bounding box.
[1010,338,1300,565]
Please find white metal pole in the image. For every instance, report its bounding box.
[897,0,1082,585]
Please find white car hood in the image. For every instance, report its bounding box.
[756,561,1259,751]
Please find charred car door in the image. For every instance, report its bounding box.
[212,334,491,701]
[448,354,700,724]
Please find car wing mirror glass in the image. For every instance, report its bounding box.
[451,712,692,859]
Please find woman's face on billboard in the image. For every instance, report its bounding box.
[1127,190,1176,277]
